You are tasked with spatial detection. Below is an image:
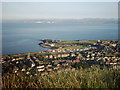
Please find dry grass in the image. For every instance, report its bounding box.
[2,66,120,88]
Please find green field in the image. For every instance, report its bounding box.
[62,45,84,49]
[50,40,95,50]
[57,40,96,44]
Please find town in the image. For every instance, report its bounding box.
[1,39,120,77]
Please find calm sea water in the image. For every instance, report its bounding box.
[2,22,118,55]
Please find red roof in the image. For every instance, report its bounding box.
[114,52,120,55]
[47,49,52,52]
[72,60,80,62]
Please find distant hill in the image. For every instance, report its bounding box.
[4,18,118,24]
[29,18,118,24]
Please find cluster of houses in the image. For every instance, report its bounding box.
[44,47,97,53]
[79,40,120,65]
[1,40,120,76]
[2,53,76,76]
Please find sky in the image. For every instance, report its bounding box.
[1,0,119,2]
[2,2,118,21]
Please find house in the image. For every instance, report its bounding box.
[54,66,59,70]
[37,65,45,72]
[44,55,49,58]
[21,68,26,72]
[57,64,61,67]
[31,63,35,67]
[53,55,57,59]
[26,72,30,75]
[16,61,19,64]
[37,65,44,69]
[46,64,52,68]
[12,58,15,61]
[48,55,53,59]
[109,62,117,65]
[38,68,45,72]
[72,60,80,62]
[47,68,53,72]
[61,54,69,57]
[57,54,61,58]
[62,63,68,66]
[13,66,19,73]
[47,49,52,52]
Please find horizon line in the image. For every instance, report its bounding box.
[2,17,118,21]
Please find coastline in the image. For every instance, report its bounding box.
[2,38,120,88]
[1,39,119,56]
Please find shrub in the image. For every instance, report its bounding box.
[2,66,120,88]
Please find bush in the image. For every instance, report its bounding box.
[71,62,90,69]
[2,66,120,88]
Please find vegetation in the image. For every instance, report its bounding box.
[2,65,120,88]
[71,62,91,69]
[52,45,84,50]
[2,39,120,88]
[57,40,96,44]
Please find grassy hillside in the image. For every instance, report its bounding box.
[2,65,120,88]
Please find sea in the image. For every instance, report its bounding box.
[2,22,118,55]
